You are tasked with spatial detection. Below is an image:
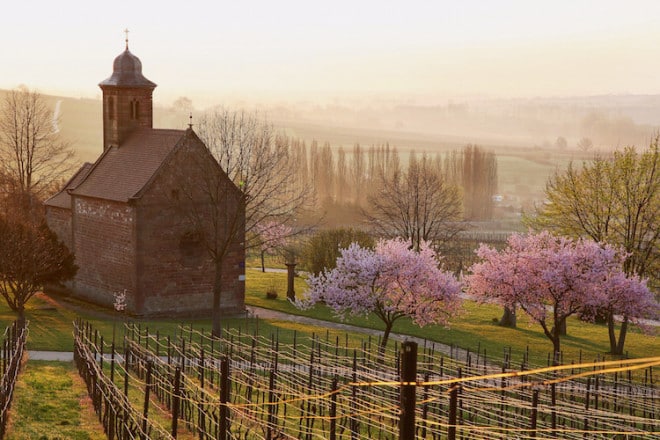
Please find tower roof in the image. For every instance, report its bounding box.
[99,47,157,89]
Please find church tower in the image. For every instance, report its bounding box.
[99,33,157,151]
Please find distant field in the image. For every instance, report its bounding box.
[2,90,594,213]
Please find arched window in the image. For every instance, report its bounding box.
[130,100,140,120]
[108,97,115,120]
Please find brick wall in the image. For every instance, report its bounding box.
[135,134,245,316]
[103,87,154,149]
[71,197,137,309]
[45,206,73,252]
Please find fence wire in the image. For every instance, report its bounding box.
[74,320,658,439]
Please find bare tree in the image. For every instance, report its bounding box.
[0,87,75,199]
[577,137,594,152]
[182,109,314,334]
[365,152,463,250]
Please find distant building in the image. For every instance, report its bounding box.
[45,42,245,316]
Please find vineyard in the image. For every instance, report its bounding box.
[0,321,27,438]
[74,319,658,439]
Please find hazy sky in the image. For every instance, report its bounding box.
[3,0,660,107]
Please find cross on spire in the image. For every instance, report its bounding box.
[188,113,193,129]
[124,28,130,50]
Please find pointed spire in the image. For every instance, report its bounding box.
[124,28,130,50]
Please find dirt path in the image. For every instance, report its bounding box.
[247,305,471,361]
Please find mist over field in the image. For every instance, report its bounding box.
[2,85,656,228]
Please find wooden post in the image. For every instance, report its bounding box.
[171,366,181,438]
[583,377,591,435]
[267,364,277,439]
[123,346,130,397]
[421,372,430,438]
[110,342,116,383]
[219,357,229,440]
[351,350,358,440]
[330,376,338,440]
[142,360,153,434]
[448,382,458,440]
[530,389,539,438]
[399,341,417,440]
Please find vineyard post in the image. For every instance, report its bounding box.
[267,362,277,439]
[199,347,206,439]
[99,336,104,373]
[219,357,229,440]
[200,348,205,388]
[421,372,430,438]
[167,335,171,366]
[530,388,539,438]
[583,377,591,433]
[551,371,557,433]
[448,382,458,440]
[399,340,417,440]
[499,365,506,427]
[330,376,338,440]
[171,366,181,438]
[142,360,153,434]
[110,342,115,383]
[351,349,358,440]
[123,345,130,396]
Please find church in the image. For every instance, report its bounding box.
[45,40,245,316]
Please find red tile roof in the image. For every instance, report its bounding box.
[44,162,94,209]
[70,128,185,202]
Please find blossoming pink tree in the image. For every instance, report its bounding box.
[467,231,656,360]
[585,270,657,354]
[255,221,292,272]
[296,238,462,351]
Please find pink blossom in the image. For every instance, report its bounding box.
[297,237,462,349]
[467,230,656,356]
[256,221,292,254]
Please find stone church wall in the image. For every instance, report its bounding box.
[45,206,73,252]
[71,196,136,309]
[134,137,245,316]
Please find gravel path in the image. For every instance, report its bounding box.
[246,305,462,358]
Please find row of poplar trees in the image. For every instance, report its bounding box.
[282,138,498,221]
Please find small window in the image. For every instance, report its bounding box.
[108,97,115,120]
[130,100,140,120]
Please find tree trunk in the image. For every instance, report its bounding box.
[17,307,26,329]
[558,319,567,336]
[499,305,517,328]
[212,262,223,337]
[379,322,393,357]
[261,251,266,272]
[615,317,629,356]
[551,336,561,365]
[607,312,618,354]
[551,321,562,365]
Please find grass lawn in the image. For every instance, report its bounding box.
[245,269,659,367]
[5,360,106,440]
[0,269,656,368]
